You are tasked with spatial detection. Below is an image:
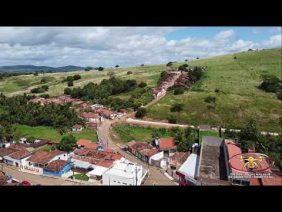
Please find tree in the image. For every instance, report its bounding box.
[64,87,72,95]
[127,71,133,75]
[239,120,260,152]
[152,129,161,140]
[41,85,49,91]
[115,65,119,68]
[177,128,197,152]
[34,72,39,76]
[97,67,104,71]
[135,107,147,118]
[67,81,74,87]
[57,135,76,152]
[170,103,184,112]
[84,67,92,71]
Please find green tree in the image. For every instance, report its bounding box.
[135,107,147,118]
[57,135,76,152]
[68,81,74,87]
[170,103,184,112]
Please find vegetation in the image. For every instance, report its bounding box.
[0,94,81,130]
[135,107,147,118]
[113,124,174,142]
[173,87,185,95]
[57,134,76,151]
[224,120,282,170]
[258,74,282,100]
[170,103,184,112]
[72,173,89,181]
[147,49,282,133]
[31,85,49,93]
[172,127,199,152]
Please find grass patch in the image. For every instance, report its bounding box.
[14,124,97,143]
[112,123,174,143]
[73,173,89,181]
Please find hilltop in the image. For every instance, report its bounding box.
[0,65,85,73]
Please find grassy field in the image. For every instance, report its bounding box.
[112,123,174,143]
[14,124,97,142]
[0,65,165,97]
[146,49,282,133]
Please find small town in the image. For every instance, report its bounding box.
[0,26,281,187]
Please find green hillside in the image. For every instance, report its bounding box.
[147,48,282,133]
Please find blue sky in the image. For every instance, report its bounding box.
[0,27,281,67]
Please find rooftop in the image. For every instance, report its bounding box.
[178,153,199,179]
[77,139,98,150]
[8,149,31,160]
[27,150,66,165]
[158,137,176,151]
[44,160,68,172]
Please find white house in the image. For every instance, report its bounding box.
[102,158,148,186]
[3,149,32,167]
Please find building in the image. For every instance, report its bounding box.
[197,136,229,185]
[176,153,200,186]
[3,149,32,167]
[20,150,69,175]
[154,137,177,155]
[0,171,8,185]
[102,158,148,186]
[80,112,100,123]
[72,124,83,132]
[43,159,72,178]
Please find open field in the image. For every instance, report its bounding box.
[112,123,174,143]
[14,124,97,142]
[0,65,165,97]
[146,49,282,133]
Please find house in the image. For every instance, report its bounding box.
[102,158,148,186]
[0,171,8,185]
[0,144,28,163]
[3,149,32,167]
[80,112,100,123]
[72,124,83,132]
[176,153,200,186]
[169,152,189,170]
[20,150,69,175]
[138,148,159,163]
[77,139,99,150]
[154,137,177,155]
[43,159,72,178]
[85,122,97,130]
[126,141,151,156]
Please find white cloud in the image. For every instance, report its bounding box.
[0,27,281,67]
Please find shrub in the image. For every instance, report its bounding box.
[73,74,81,80]
[41,85,49,91]
[115,65,119,68]
[276,91,282,100]
[258,74,281,93]
[40,94,50,99]
[204,96,216,104]
[170,103,184,112]
[67,81,74,87]
[57,135,76,152]
[138,82,147,88]
[173,87,185,95]
[84,67,92,71]
[64,87,72,95]
[178,64,189,71]
[214,88,220,93]
[66,76,74,82]
[168,114,177,124]
[31,87,45,93]
[97,67,104,71]
[166,62,173,67]
[135,107,147,118]
[127,71,133,75]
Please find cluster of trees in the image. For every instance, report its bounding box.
[84,66,104,71]
[62,74,82,87]
[64,77,153,110]
[31,85,49,93]
[171,127,199,152]
[0,94,81,130]
[57,134,77,152]
[258,74,282,100]
[0,124,15,142]
[224,120,282,170]
[135,107,147,118]
[0,72,34,80]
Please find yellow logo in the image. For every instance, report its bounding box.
[240,155,263,171]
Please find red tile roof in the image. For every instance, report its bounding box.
[77,139,98,150]
[139,148,159,157]
[127,141,151,152]
[27,150,66,165]
[0,148,19,157]
[8,149,31,160]
[159,137,176,150]
[95,160,113,168]
[45,160,68,172]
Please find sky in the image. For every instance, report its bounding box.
[0,27,281,67]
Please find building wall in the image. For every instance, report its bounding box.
[43,163,72,177]
[149,151,164,164]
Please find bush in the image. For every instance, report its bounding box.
[41,85,49,91]
[276,91,282,100]
[127,71,133,75]
[166,62,173,67]
[40,94,50,99]
[84,67,92,71]
[64,87,72,95]
[97,67,104,71]
[170,103,184,112]
[168,114,177,123]
[173,87,185,95]
[66,76,74,82]
[178,64,189,72]
[115,65,119,68]
[135,107,147,118]
[140,64,145,67]
[204,96,216,104]
[214,88,220,93]
[258,75,281,93]
[67,81,74,87]
[138,82,147,88]
[73,74,81,80]
[31,87,45,93]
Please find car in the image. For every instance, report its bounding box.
[20,181,32,186]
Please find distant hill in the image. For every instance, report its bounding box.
[0,65,85,73]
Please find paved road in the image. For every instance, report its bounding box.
[1,163,100,185]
